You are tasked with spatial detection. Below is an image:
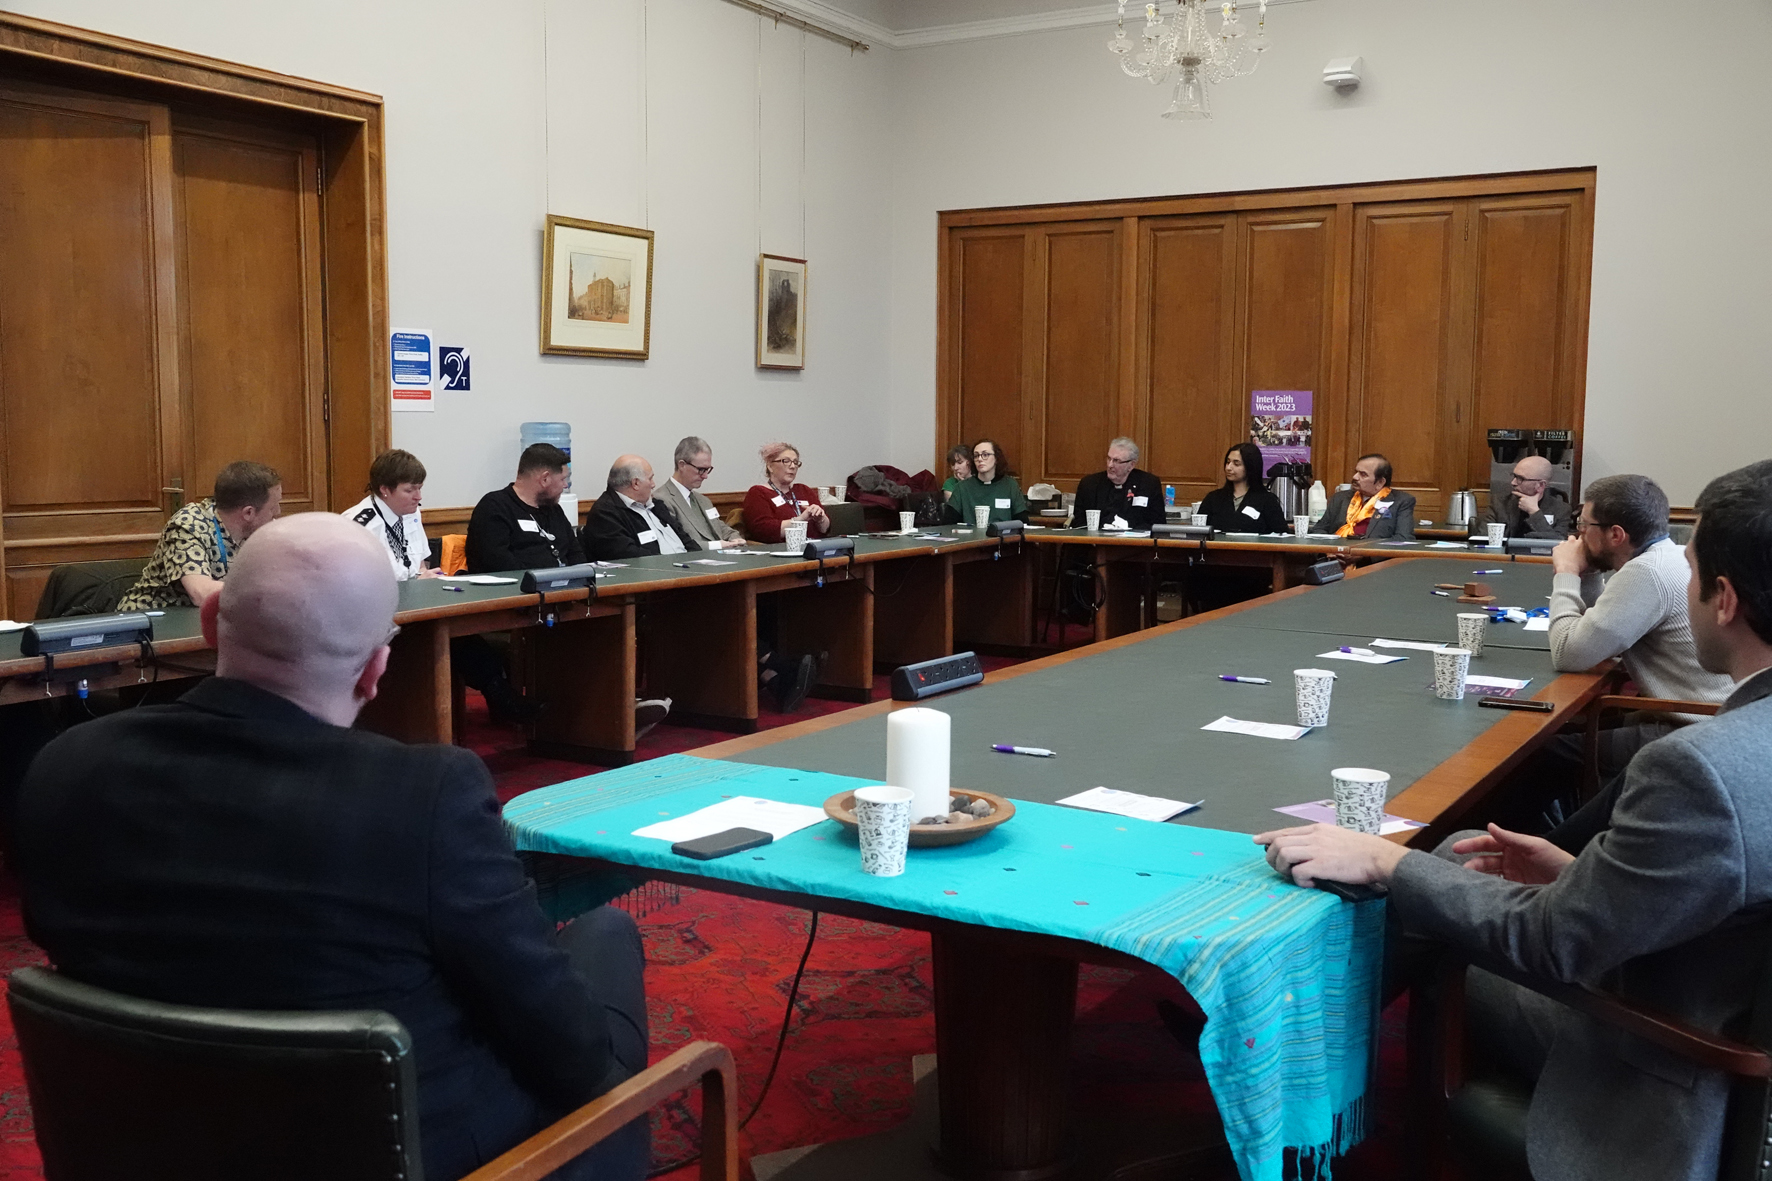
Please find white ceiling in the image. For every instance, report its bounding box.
[774,0,1309,50]
[837,0,1104,30]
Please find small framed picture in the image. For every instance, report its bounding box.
[542,215,654,359]
[757,253,807,370]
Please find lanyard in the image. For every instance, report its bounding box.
[210,516,231,569]
[528,509,565,565]
[375,501,411,570]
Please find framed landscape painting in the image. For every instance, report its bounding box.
[757,253,806,370]
[542,215,654,359]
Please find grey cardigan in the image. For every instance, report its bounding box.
[655,477,741,548]
[1390,666,1772,1181]
[1307,487,1416,540]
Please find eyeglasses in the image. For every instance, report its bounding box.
[972,451,995,460]
[687,463,714,476]
[380,624,402,646]
[771,457,802,468]
[1106,455,1134,466]
[1576,518,1611,533]
[1510,474,1547,485]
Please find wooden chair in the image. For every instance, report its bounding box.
[7,966,739,1181]
[1435,950,1772,1180]
[1580,692,1720,803]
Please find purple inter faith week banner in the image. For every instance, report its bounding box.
[1250,390,1313,472]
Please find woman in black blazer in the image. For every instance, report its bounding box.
[1197,442,1288,533]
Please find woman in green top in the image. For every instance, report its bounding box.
[948,438,1028,525]
[941,444,973,501]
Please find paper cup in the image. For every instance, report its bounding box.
[782,520,809,552]
[1456,612,1489,657]
[1433,647,1472,700]
[1191,513,1210,528]
[1293,515,1310,538]
[1085,508,1102,531]
[854,785,914,877]
[1294,668,1335,727]
[1485,523,1507,548]
[1331,768,1391,835]
[898,511,915,534]
[974,504,991,529]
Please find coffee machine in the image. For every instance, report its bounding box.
[1487,428,1576,507]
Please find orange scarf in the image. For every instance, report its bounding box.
[1336,490,1390,538]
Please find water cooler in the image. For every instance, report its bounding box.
[1487,428,1575,507]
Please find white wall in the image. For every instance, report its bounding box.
[883,0,1772,504]
[12,0,894,507]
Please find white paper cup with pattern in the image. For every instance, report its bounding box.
[974,504,992,529]
[1485,522,1507,548]
[1433,647,1472,700]
[1292,515,1310,538]
[1294,668,1336,727]
[1191,513,1210,528]
[782,519,809,552]
[854,785,914,877]
[1456,612,1489,657]
[1085,508,1102,531]
[898,511,915,534]
[1331,767,1391,835]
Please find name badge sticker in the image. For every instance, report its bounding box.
[771,495,786,507]
[994,498,1010,509]
[1242,505,1261,520]
[1132,496,1149,507]
[517,519,540,533]
[637,529,658,544]
[705,507,721,520]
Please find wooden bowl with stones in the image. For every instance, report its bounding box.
[823,789,1015,848]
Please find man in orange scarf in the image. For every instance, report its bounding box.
[1309,454,1417,540]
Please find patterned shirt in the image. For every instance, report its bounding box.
[117,499,230,612]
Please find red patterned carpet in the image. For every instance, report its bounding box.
[0,667,1410,1179]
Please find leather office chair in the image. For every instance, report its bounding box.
[31,559,149,619]
[1435,949,1772,1181]
[8,966,740,1181]
[1580,692,1721,802]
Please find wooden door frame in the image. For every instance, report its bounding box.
[0,12,389,613]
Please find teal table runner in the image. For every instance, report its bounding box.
[505,753,1383,1181]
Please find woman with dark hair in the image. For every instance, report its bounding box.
[1197,442,1288,534]
[946,439,1028,526]
[942,444,974,502]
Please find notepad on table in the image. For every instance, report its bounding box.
[631,796,829,843]
[1201,716,1311,741]
[1057,786,1199,823]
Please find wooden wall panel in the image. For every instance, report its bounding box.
[173,118,328,510]
[1237,210,1336,482]
[1039,225,1119,483]
[1467,194,1582,487]
[950,232,1027,467]
[1346,203,1466,517]
[1141,216,1236,498]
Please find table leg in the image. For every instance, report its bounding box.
[774,570,874,703]
[357,618,451,744]
[952,545,1033,652]
[874,553,952,669]
[641,580,759,731]
[527,601,638,764]
[931,930,1077,1180]
[1094,550,1146,641]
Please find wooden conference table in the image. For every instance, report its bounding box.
[523,556,1606,1179]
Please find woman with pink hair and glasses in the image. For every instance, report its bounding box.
[742,441,829,544]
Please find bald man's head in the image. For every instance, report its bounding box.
[1513,455,1554,483]
[213,513,398,704]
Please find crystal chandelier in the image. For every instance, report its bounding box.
[1109,0,1271,120]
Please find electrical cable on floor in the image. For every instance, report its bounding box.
[645,910,821,1178]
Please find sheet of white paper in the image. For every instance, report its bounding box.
[1201,716,1311,741]
[1523,616,1550,632]
[1315,650,1409,665]
[592,561,628,569]
[765,550,803,558]
[631,796,830,843]
[439,575,520,585]
[1371,638,1451,652]
[1058,786,1199,823]
[0,620,26,633]
[1427,541,1468,548]
[676,559,737,566]
[1465,675,1532,691]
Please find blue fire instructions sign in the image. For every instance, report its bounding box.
[391,328,433,413]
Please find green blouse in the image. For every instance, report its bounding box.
[948,475,1027,525]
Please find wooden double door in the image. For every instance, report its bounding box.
[939,170,1593,521]
[0,82,329,617]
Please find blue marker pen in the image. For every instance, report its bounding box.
[1220,675,1271,685]
[1473,568,1504,575]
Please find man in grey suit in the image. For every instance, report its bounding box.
[1257,458,1772,1181]
[1308,453,1416,540]
[656,437,744,550]
[1480,454,1574,540]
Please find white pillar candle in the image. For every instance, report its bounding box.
[887,707,950,823]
